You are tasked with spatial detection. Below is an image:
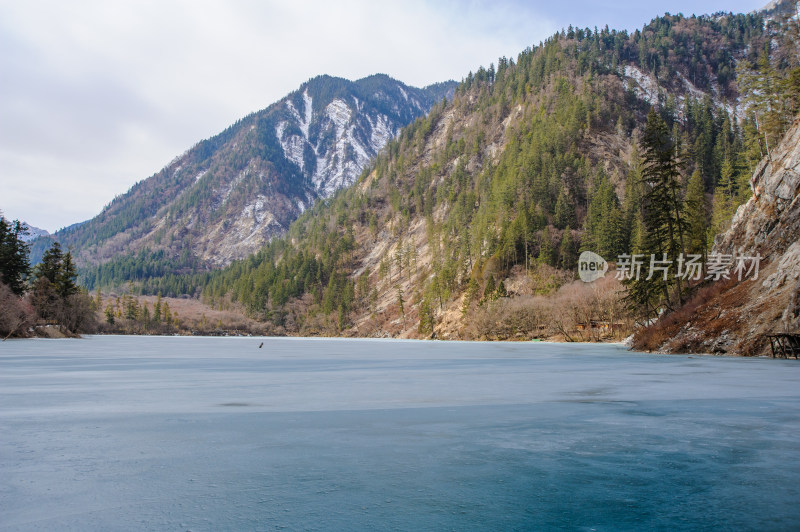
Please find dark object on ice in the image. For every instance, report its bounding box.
[766,333,800,359]
[259,342,264,348]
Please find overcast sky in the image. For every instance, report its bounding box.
[0,0,766,232]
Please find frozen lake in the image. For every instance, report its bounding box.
[2,336,800,530]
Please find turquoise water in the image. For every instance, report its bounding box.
[2,336,799,530]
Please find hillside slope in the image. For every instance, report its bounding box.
[634,118,800,355]
[43,75,454,276]
[193,9,786,339]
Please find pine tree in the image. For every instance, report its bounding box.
[626,109,687,315]
[462,277,479,315]
[32,243,69,323]
[583,176,626,259]
[537,227,556,267]
[104,303,116,325]
[154,293,162,323]
[29,244,91,333]
[737,42,799,158]
[685,170,708,260]
[396,286,405,326]
[418,297,434,336]
[35,242,64,285]
[0,217,31,296]
[719,158,736,200]
[125,297,139,321]
[496,280,507,298]
[57,251,79,298]
[623,151,644,254]
[709,191,733,248]
[559,227,577,271]
[483,275,496,301]
[141,304,151,328]
[554,190,576,229]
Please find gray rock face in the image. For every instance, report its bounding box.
[715,119,800,260]
[659,119,800,354]
[715,119,800,330]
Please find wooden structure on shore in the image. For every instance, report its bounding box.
[766,333,800,359]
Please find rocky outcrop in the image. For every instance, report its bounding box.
[655,119,800,355]
[715,118,800,336]
[716,119,800,260]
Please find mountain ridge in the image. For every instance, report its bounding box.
[184,5,797,342]
[36,74,455,274]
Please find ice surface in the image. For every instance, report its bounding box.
[2,337,800,530]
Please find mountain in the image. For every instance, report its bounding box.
[18,224,49,242]
[44,75,455,276]
[0,212,49,242]
[184,5,798,340]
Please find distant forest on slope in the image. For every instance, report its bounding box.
[171,11,795,325]
[11,5,798,341]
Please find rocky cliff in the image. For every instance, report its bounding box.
[645,118,800,355]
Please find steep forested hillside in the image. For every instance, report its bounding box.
[38,75,454,285]
[633,116,800,356]
[123,3,800,343]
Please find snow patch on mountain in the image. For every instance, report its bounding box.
[325,99,353,133]
[369,114,395,150]
[623,65,745,122]
[272,80,452,204]
[18,225,50,242]
[285,89,313,140]
[201,194,284,266]
[308,99,405,196]
[676,72,707,101]
[277,90,316,171]
[240,195,270,225]
[301,90,313,138]
[624,65,660,105]
[675,71,745,121]
[348,131,369,165]
[276,121,306,171]
[311,99,359,194]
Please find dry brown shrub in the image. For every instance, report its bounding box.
[0,282,36,339]
[632,278,738,351]
[464,273,628,341]
[467,295,552,340]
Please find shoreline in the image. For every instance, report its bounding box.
[8,332,773,358]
